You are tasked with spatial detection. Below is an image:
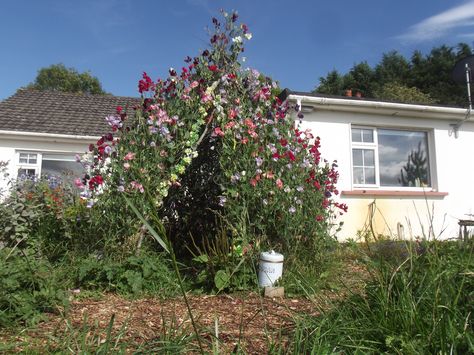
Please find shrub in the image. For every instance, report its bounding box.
[0,247,67,327]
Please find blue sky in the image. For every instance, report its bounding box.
[1,0,473,100]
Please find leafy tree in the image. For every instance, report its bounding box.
[315,70,345,96]
[374,51,410,87]
[347,61,376,97]
[27,64,107,95]
[314,43,473,106]
[374,82,435,104]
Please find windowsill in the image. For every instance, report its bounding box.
[341,190,448,198]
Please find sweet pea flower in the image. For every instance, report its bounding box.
[124,152,136,161]
[74,178,85,189]
[276,178,283,189]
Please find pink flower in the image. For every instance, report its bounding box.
[130,181,144,193]
[124,152,136,161]
[250,178,257,187]
[123,162,131,170]
[214,127,225,137]
[74,178,85,190]
[190,81,199,89]
[265,171,274,179]
[276,178,283,189]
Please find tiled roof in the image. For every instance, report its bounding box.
[0,89,141,136]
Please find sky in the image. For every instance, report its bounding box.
[1,0,473,100]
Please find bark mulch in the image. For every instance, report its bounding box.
[0,260,369,354]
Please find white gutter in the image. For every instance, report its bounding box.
[289,94,470,121]
[0,130,99,142]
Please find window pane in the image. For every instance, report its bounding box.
[41,160,84,185]
[362,129,374,143]
[364,167,376,184]
[18,168,36,178]
[352,149,363,166]
[28,154,37,164]
[353,167,364,184]
[378,129,430,187]
[352,128,362,142]
[363,150,375,166]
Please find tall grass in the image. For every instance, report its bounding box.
[279,240,474,354]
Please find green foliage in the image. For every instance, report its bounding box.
[0,177,103,260]
[0,247,67,327]
[67,252,182,297]
[27,63,107,95]
[315,43,472,106]
[280,241,474,354]
[374,82,435,104]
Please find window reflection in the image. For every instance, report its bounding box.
[378,129,430,187]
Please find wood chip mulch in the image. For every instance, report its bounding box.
[0,260,370,354]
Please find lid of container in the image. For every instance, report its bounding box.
[260,250,284,262]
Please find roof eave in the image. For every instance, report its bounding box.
[289,93,470,121]
[0,130,99,143]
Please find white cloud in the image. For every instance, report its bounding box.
[397,1,474,43]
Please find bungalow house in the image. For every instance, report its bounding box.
[0,89,139,196]
[287,90,474,240]
[0,89,472,240]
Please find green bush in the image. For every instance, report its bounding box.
[0,247,67,327]
[67,252,182,297]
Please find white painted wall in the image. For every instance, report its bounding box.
[297,107,474,241]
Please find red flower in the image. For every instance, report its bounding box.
[208,65,218,72]
[214,127,225,137]
[116,106,123,114]
[287,151,296,161]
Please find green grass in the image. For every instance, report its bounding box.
[277,240,474,354]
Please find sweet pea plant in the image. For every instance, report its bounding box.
[80,11,346,257]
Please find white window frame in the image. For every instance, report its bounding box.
[350,126,434,191]
[16,151,42,179]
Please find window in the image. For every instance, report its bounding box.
[351,127,431,188]
[17,152,40,179]
[15,151,84,183]
[41,154,83,180]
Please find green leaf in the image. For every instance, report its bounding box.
[123,195,169,254]
[193,254,209,264]
[214,269,230,291]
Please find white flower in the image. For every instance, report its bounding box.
[232,36,243,43]
[244,33,252,40]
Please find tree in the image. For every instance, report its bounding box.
[28,64,107,95]
[374,51,410,88]
[374,82,435,104]
[314,43,473,106]
[314,70,345,95]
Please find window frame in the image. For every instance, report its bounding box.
[16,151,42,179]
[350,125,434,191]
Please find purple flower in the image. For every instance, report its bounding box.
[231,173,241,184]
[289,206,296,213]
[105,115,122,128]
[218,196,227,207]
[255,157,263,167]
